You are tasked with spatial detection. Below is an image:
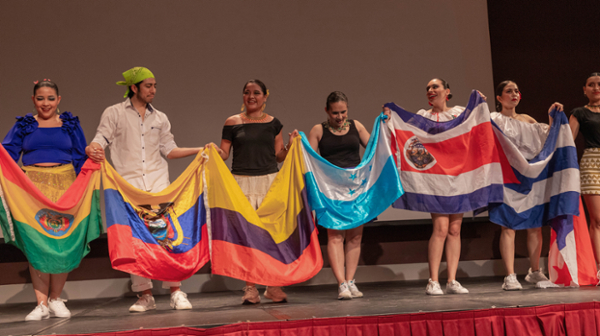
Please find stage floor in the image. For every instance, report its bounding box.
[1,276,598,336]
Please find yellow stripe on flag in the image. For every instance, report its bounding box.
[206,136,307,244]
[1,172,100,239]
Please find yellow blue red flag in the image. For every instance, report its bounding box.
[206,138,323,286]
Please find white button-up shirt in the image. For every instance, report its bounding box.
[92,99,177,192]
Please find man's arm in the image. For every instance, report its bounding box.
[85,107,116,163]
[166,147,203,159]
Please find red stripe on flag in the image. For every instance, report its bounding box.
[108,223,209,282]
[0,145,100,209]
[211,229,323,286]
[394,123,498,176]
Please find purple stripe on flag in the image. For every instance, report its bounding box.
[210,188,315,265]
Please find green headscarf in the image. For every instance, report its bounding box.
[116,67,155,98]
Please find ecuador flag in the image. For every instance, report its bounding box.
[0,145,102,274]
[206,137,323,286]
[103,152,210,282]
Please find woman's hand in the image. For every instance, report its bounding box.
[382,106,391,121]
[476,90,487,101]
[288,129,300,146]
[548,102,564,113]
[85,143,105,163]
[204,142,224,156]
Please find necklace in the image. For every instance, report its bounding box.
[324,120,349,132]
[586,104,600,109]
[240,112,268,123]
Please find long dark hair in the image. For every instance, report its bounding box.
[495,80,516,112]
[430,78,452,100]
[325,91,348,110]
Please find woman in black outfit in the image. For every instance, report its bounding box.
[307,91,370,300]
[208,79,297,304]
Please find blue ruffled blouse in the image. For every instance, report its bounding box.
[2,112,88,175]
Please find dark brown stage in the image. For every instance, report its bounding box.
[1,277,599,336]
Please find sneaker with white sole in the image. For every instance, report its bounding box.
[446,280,469,294]
[338,282,352,300]
[525,268,549,284]
[48,298,71,318]
[264,286,287,303]
[425,279,443,295]
[25,303,49,321]
[129,294,156,312]
[502,273,522,291]
[242,286,260,304]
[170,291,192,310]
[347,279,363,298]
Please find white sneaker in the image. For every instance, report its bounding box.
[446,280,469,294]
[502,273,522,291]
[338,282,352,300]
[25,303,49,321]
[129,294,156,312]
[347,279,363,298]
[170,291,192,310]
[425,279,443,295]
[525,268,549,284]
[48,298,71,318]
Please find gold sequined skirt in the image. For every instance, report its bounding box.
[21,164,76,203]
[580,148,600,195]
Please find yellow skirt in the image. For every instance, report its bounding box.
[580,148,600,195]
[21,164,76,203]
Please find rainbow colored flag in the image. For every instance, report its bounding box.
[0,145,102,274]
[102,154,210,283]
[206,138,323,286]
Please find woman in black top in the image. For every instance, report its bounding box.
[208,79,297,304]
[569,72,600,282]
[307,91,370,300]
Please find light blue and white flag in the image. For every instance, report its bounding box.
[299,115,403,230]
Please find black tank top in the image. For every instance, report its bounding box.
[318,119,361,168]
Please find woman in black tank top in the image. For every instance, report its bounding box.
[307,91,371,300]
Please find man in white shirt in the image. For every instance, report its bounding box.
[86,67,202,312]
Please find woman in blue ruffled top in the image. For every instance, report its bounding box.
[2,80,87,321]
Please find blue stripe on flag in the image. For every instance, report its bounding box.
[299,115,403,230]
[393,184,504,214]
[384,90,485,134]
